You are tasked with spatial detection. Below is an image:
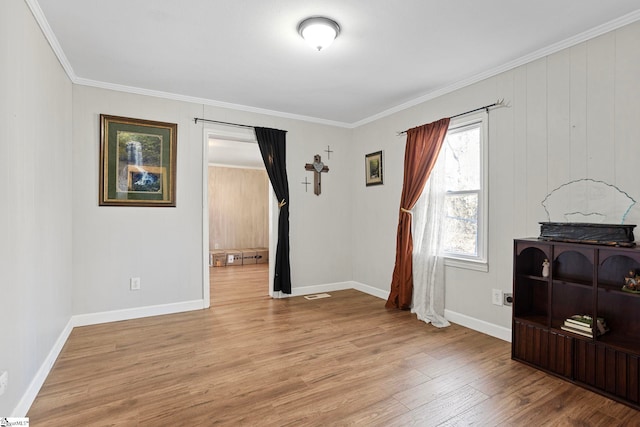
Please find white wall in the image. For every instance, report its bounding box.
[70,92,354,316]
[0,0,73,415]
[72,87,206,315]
[351,20,640,333]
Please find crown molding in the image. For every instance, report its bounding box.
[26,0,352,128]
[351,9,640,128]
[27,1,640,129]
[72,77,353,128]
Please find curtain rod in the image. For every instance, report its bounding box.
[397,99,506,136]
[194,117,255,129]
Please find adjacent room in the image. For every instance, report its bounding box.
[207,131,271,303]
[3,0,640,424]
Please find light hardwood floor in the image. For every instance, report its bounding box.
[28,264,638,426]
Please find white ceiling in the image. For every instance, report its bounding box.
[208,138,264,169]
[206,126,263,168]
[34,0,640,127]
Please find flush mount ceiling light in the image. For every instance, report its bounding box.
[297,16,340,51]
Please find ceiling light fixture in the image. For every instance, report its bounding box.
[298,16,340,51]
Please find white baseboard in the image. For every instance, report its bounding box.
[351,281,390,300]
[13,318,74,417]
[14,299,207,416]
[349,281,511,342]
[289,281,354,297]
[72,299,207,327]
[445,309,512,342]
[289,281,391,301]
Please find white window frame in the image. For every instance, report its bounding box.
[442,110,488,272]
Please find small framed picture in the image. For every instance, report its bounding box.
[99,114,177,207]
[365,150,384,186]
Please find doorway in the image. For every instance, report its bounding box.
[202,125,275,307]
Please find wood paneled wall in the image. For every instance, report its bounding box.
[350,20,640,332]
[208,166,269,250]
[450,22,640,326]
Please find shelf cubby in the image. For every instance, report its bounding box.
[551,280,592,331]
[598,252,640,288]
[514,276,548,325]
[553,247,594,285]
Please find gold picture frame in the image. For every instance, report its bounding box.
[99,115,177,206]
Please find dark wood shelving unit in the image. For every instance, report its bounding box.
[512,238,640,410]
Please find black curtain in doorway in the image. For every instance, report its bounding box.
[254,127,291,294]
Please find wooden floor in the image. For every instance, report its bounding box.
[28,264,638,426]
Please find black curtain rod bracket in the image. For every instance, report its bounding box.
[397,99,506,136]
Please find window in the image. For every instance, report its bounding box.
[438,112,488,269]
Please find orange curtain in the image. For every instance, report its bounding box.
[386,118,450,310]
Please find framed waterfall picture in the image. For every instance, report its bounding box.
[365,150,384,186]
[99,114,177,207]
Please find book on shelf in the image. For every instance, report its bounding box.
[561,325,593,338]
[564,319,593,332]
[562,314,609,337]
[567,314,604,326]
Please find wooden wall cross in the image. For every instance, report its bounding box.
[304,154,329,195]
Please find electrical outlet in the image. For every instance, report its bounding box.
[504,292,513,306]
[0,371,8,396]
[130,277,141,291]
[492,289,503,306]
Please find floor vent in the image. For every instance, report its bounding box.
[304,293,331,300]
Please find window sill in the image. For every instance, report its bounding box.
[444,257,488,272]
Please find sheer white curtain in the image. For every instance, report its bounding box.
[411,157,450,327]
